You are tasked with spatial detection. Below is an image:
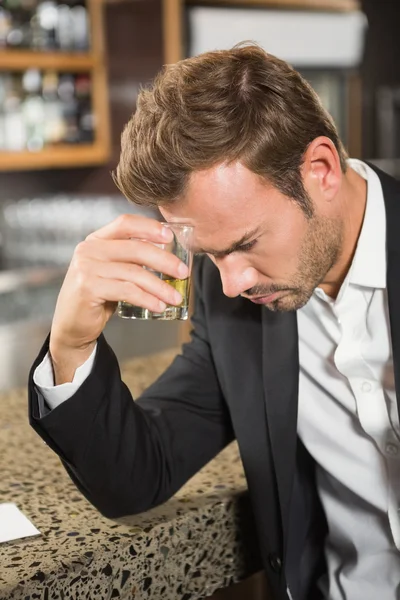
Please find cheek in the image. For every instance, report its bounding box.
[249,229,306,277]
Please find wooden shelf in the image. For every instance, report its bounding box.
[0,0,110,171]
[0,145,110,171]
[0,50,97,72]
[185,0,360,11]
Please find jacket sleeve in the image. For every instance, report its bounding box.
[28,257,234,518]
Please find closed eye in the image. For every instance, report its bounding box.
[236,239,257,253]
[213,239,258,259]
[194,236,258,258]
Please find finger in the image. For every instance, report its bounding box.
[79,239,189,280]
[96,261,184,306]
[93,277,169,314]
[86,214,173,243]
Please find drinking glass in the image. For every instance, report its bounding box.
[117,222,194,321]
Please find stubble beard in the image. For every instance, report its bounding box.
[263,214,344,313]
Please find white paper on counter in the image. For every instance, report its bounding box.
[0,503,40,544]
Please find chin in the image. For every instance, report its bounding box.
[264,292,311,313]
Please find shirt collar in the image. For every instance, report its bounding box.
[347,159,386,290]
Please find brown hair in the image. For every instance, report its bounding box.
[113,43,348,218]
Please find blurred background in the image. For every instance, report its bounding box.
[0,0,397,391]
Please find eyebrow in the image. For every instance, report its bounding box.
[194,227,260,258]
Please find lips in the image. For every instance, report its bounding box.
[248,291,283,304]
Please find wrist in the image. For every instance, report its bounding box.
[49,338,96,385]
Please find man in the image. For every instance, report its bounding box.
[29,45,400,600]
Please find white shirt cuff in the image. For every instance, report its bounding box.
[33,344,98,410]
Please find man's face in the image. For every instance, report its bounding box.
[160,161,344,312]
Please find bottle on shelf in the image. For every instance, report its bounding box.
[42,69,65,144]
[0,75,6,149]
[0,0,90,51]
[58,72,79,143]
[55,3,72,51]
[36,1,58,50]
[0,66,95,152]
[75,72,94,143]
[3,73,26,151]
[22,67,45,151]
[4,0,25,48]
[0,5,12,48]
[70,3,89,51]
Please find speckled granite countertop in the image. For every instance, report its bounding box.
[0,349,255,600]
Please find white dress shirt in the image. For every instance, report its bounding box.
[35,159,400,599]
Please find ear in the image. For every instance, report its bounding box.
[302,136,343,202]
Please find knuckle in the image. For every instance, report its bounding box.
[71,245,91,279]
[71,254,88,274]
[116,213,132,229]
[75,270,90,292]
[74,240,89,258]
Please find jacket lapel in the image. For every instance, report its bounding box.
[212,293,283,559]
[376,166,400,416]
[262,307,299,554]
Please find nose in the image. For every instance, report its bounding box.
[216,256,257,298]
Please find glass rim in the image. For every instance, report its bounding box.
[160,221,194,230]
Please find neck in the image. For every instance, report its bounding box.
[319,165,368,299]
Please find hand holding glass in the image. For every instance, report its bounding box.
[117,222,194,320]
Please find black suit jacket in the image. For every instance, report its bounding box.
[28,165,400,600]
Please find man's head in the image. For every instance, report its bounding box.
[114,44,351,311]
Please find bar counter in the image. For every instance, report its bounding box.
[0,348,258,600]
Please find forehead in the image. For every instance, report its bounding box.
[161,162,276,244]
